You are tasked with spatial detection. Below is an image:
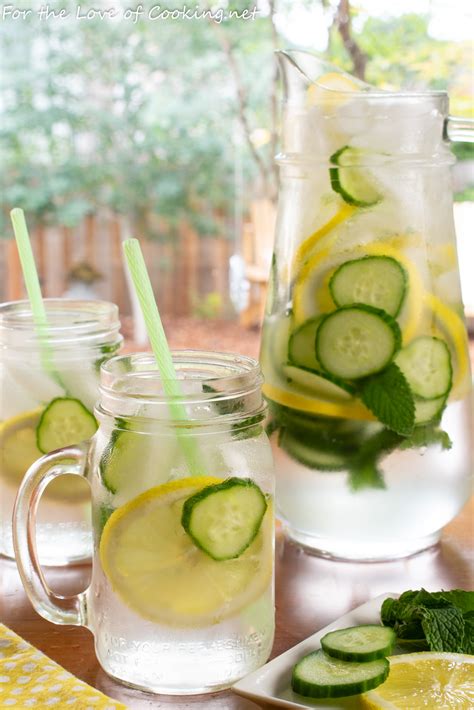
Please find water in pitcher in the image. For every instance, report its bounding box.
[260,50,472,560]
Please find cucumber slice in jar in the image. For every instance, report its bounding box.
[100,427,177,499]
[283,365,355,401]
[321,625,396,662]
[330,255,407,317]
[291,649,389,699]
[316,305,401,380]
[288,316,322,370]
[395,336,452,400]
[36,397,98,453]
[329,146,382,207]
[181,477,267,561]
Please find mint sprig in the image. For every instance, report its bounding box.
[381,589,474,653]
[360,363,415,436]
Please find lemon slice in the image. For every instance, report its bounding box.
[307,72,362,107]
[262,382,374,422]
[362,652,474,709]
[292,203,356,275]
[0,409,88,502]
[424,292,471,399]
[100,477,273,628]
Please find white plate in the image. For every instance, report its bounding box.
[232,593,397,709]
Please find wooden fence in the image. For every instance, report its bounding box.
[0,213,233,318]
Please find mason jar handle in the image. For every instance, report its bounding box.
[12,443,90,627]
[445,115,474,143]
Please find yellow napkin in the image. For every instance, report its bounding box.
[0,624,126,709]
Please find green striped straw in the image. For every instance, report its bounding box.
[123,238,203,476]
[10,208,60,384]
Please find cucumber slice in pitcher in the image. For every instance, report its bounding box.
[330,255,407,317]
[181,477,267,561]
[316,305,401,380]
[321,625,396,662]
[283,365,355,401]
[36,397,98,453]
[395,336,452,400]
[288,316,322,370]
[414,396,447,425]
[291,649,389,699]
[279,428,348,471]
[329,146,382,207]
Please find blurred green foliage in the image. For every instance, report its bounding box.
[0,2,472,237]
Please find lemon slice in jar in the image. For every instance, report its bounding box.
[99,477,273,628]
[362,652,474,709]
[0,408,88,502]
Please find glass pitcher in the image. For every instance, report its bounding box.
[260,49,473,560]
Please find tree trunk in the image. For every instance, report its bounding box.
[335,0,368,81]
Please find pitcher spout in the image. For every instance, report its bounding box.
[276,49,369,105]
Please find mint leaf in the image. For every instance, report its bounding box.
[349,459,385,491]
[360,363,415,436]
[462,611,474,654]
[348,428,401,491]
[421,606,465,652]
[400,425,452,451]
[381,589,474,652]
[438,590,474,614]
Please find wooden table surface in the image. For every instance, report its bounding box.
[1,498,473,710]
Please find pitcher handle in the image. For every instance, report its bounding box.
[445,115,474,143]
[13,443,90,626]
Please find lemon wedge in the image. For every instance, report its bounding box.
[99,477,273,628]
[0,409,86,502]
[362,652,474,709]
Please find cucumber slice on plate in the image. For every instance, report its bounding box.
[283,365,355,401]
[291,649,389,699]
[395,336,452,400]
[329,146,382,207]
[288,316,322,370]
[330,255,407,317]
[181,477,267,561]
[321,624,396,662]
[36,397,98,453]
[316,305,401,380]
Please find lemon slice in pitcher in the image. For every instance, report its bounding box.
[362,652,474,709]
[100,477,273,628]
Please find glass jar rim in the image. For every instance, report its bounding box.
[100,350,263,404]
[0,299,121,347]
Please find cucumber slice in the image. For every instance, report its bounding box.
[291,649,389,699]
[100,427,177,498]
[321,625,396,662]
[316,305,401,380]
[181,477,267,561]
[330,255,407,317]
[414,396,447,425]
[279,428,348,471]
[395,336,452,400]
[283,365,355,401]
[288,317,322,370]
[329,146,382,207]
[36,397,98,453]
